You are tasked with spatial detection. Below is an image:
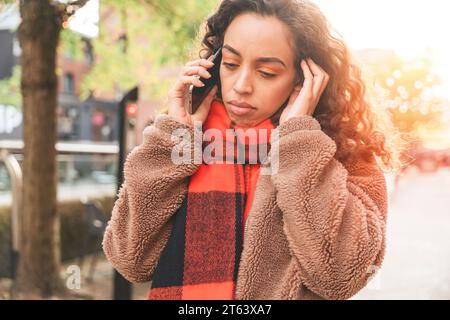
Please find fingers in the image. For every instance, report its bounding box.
[306,59,323,97]
[182,65,212,79]
[172,75,205,95]
[186,58,215,68]
[300,60,314,100]
[284,59,328,117]
[172,59,215,93]
[306,58,329,97]
[168,59,217,125]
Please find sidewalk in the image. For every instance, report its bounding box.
[2,168,449,299]
[352,167,450,299]
[60,253,151,300]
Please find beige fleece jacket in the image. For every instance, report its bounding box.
[102,113,388,300]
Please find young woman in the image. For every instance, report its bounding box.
[103,0,401,300]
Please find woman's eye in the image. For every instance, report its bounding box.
[223,62,237,68]
[260,71,276,78]
[223,63,276,78]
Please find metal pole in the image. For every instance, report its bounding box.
[112,86,138,300]
[0,150,22,279]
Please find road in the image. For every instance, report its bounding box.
[353,167,450,299]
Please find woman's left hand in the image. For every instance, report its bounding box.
[279,58,329,124]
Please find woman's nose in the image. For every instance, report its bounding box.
[233,71,253,95]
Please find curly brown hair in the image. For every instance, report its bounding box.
[191,0,405,172]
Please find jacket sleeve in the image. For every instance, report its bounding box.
[102,114,200,283]
[270,115,388,300]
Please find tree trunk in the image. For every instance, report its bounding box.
[14,0,64,298]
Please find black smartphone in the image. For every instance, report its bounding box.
[188,47,222,115]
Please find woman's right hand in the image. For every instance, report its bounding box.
[167,58,218,127]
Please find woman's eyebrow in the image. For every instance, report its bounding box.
[222,44,286,69]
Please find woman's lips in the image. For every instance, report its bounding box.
[229,103,255,116]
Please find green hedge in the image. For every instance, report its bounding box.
[0,206,12,277]
[0,196,115,278]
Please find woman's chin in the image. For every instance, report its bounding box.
[231,118,260,128]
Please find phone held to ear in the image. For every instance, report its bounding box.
[187,49,305,116]
[188,47,222,115]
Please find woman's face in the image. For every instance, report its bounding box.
[220,13,299,127]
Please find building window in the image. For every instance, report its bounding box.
[63,73,74,93]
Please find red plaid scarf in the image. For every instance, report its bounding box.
[148,99,277,299]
